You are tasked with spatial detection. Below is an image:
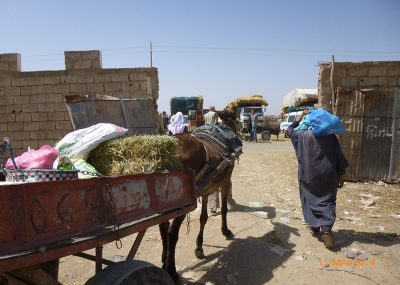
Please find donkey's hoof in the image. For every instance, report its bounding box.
[168,270,181,284]
[224,230,234,240]
[195,248,205,259]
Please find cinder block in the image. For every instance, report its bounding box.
[0,123,6,132]
[359,77,379,87]
[45,94,64,103]
[0,132,14,141]
[56,121,72,130]
[0,62,9,71]
[39,140,56,147]
[54,103,68,112]
[95,73,111,83]
[0,53,21,71]
[347,66,368,77]
[61,74,78,84]
[32,113,48,122]
[74,60,92,69]
[22,140,39,149]
[0,114,15,123]
[27,77,44,86]
[39,121,56,130]
[46,130,63,139]
[30,131,47,139]
[87,83,104,92]
[38,103,55,112]
[5,87,20,96]
[129,72,147,81]
[43,76,61,85]
[112,73,129,82]
[36,85,53,94]
[30,94,47,104]
[0,96,13,105]
[105,82,121,92]
[8,122,24,131]
[11,78,27,87]
[0,87,4,96]
[14,131,30,140]
[387,77,398,87]
[13,96,30,105]
[21,103,38,113]
[70,84,87,93]
[78,74,94,84]
[48,112,65,121]
[24,122,40,131]
[0,78,11,86]
[16,113,32,122]
[340,77,358,88]
[368,66,387,77]
[121,82,135,91]
[53,84,70,93]
[21,86,37,95]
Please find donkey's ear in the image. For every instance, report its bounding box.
[217,108,236,120]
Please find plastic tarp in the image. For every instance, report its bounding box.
[282,88,318,108]
[227,95,268,110]
[170,96,203,115]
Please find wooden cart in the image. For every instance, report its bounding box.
[0,169,197,285]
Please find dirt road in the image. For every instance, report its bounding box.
[59,138,400,285]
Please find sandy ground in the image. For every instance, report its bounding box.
[59,137,400,285]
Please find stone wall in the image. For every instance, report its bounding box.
[318,61,400,181]
[0,50,159,155]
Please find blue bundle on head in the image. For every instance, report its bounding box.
[295,108,345,136]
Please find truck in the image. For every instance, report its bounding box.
[169,96,204,132]
[227,95,281,140]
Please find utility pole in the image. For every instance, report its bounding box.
[150,41,153,67]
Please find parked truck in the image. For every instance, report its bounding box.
[170,96,204,132]
[227,95,281,140]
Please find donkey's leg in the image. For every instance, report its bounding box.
[195,195,209,259]
[165,215,186,282]
[159,221,170,269]
[220,178,234,239]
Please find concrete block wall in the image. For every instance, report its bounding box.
[318,61,400,181]
[318,61,400,112]
[0,51,159,155]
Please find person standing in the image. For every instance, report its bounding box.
[162,111,169,134]
[287,108,348,249]
[204,106,219,125]
[203,106,221,215]
[167,112,187,135]
[250,109,258,142]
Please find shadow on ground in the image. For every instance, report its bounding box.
[179,221,299,285]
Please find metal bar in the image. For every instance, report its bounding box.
[119,96,130,131]
[0,204,195,273]
[73,252,115,267]
[95,246,103,273]
[389,88,399,180]
[127,230,146,260]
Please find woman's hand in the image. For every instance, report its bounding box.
[338,174,345,189]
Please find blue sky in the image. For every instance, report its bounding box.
[1,0,399,115]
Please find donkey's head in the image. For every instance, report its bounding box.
[217,107,239,134]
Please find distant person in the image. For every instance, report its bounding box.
[168,112,187,135]
[250,109,258,142]
[287,108,348,249]
[162,111,169,134]
[204,106,219,125]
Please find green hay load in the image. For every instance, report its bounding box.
[88,135,182,176]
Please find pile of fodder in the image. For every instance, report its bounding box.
[88,135,182,176]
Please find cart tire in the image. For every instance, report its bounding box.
[85,260,174,285]
[261,131,271,141]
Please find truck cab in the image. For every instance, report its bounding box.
[280,111,303,137]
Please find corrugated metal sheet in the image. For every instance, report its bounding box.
[336,88,399,181]
[65,94,159,135]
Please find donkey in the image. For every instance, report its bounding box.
[159,108,242,282]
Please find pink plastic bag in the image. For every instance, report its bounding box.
[6,145,59,170]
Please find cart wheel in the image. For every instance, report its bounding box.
[85,260,174,285]
[261,131,271,141]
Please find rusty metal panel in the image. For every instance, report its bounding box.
[0,170,196,257]
[336,88,399,181]
[65,95,159,135]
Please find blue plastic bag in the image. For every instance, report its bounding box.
[296,109,345,136]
